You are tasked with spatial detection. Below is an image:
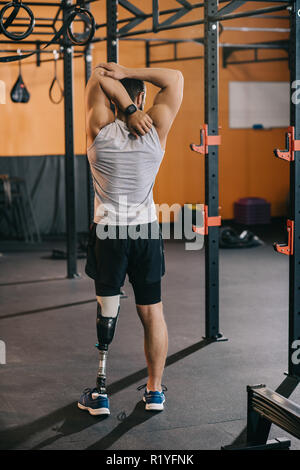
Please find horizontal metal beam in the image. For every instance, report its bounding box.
[225,57,288,65]
[254,15,289,19]
[222,26,290,32]
[0,39,59,45]
[221,40,289,49]
[22,53,84,65]
[211,4,289,21]
[149,55,204,64]
[0,49,83,55]
[120,36,204,44]
[2,17,83,22]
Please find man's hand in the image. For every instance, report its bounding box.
[94,62,153,138]
[95,62,128,80]
[127,110,153,138]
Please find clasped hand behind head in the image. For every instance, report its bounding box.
[95,62,153,139]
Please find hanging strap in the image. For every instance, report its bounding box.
[49,50,64,104]
[18,49,22,74]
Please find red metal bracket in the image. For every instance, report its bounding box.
[190,124,221,155]
[192,205,221,236]
[274,126,300,162]
[273,219,294,256]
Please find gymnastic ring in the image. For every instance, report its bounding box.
[67,7,95,46]
[0,1,35,40]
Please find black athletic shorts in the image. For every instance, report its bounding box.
[85,221,165,305]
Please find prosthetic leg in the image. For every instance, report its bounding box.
[95,296,120,394]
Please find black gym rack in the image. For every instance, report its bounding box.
[0,1,299,449]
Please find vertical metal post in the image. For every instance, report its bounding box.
[145,41,150,67]
[84,42,94,228]
[288,1,300,378]
[204,1,225,340]
[106,0,118,62]
[63,0,78,278]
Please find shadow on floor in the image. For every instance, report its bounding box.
[0,339,213,450]
[0,299,96,321]
[86,401,158,450]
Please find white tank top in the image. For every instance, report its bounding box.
[87,118,165,225]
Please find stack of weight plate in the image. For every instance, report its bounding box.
[234,197,271,225]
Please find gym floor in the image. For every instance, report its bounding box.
[0,220,299,450]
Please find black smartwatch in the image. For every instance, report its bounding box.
[124,104,137,116]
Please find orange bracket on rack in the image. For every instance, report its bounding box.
[192,205,221,236]
[273,219,294,256]
[190,124,221,155]
[274,126,300,162]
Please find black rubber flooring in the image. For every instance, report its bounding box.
[0,225,299,450]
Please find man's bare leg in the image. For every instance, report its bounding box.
[136,302,168,392]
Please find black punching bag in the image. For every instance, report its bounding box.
[11,60,30,103]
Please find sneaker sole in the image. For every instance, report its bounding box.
[142,396,165,411]
[77,402,110,416]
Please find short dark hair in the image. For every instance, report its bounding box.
[120,78,145,102]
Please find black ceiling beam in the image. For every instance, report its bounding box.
[118,0,146,17]
[0,39,58,44]
[117,0,147,36]
[118,18,205,37]
[158,6,192,29]
[215,1,247,18]
[211,4,289,21]
[149,55,204,64]
[96,2,204,30]
[176,0,193,9]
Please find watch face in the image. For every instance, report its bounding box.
[126,104,137,115]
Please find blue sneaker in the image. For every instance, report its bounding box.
[78,388,110,416]
[137,384,167,411]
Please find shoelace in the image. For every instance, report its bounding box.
[137,383,167,393]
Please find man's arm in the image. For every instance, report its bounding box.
[97,63,184,148]
[85,67,153,147]
[126,67,184,147]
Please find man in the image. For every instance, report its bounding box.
[78,62,184,416]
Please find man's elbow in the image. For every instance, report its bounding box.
[173,70,184,86]
[174,70,184,93]
[170,69,183,80]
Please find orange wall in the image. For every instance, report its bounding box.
[0,1,290,219]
